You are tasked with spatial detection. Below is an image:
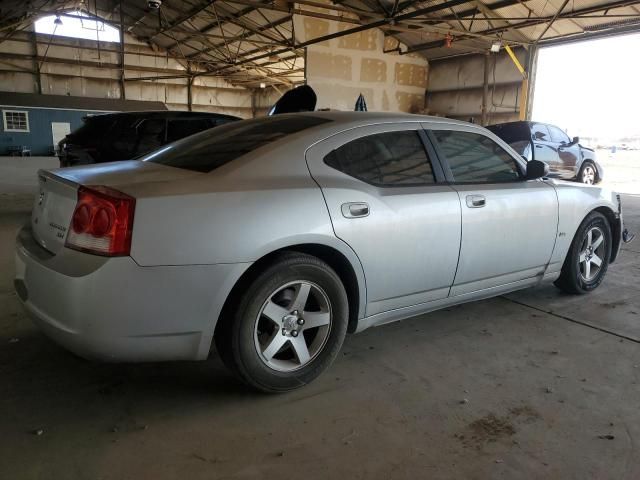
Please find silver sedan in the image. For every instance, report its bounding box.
[15,112,626,392]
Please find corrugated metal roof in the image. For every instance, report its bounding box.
[0,92,168,112]
[2,0,640,72]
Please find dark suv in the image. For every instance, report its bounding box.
[487,121,603,184]
[58,111,240,167]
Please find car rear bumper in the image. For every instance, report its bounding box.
[15,226,248,362]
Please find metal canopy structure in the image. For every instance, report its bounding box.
[2,0,640,88]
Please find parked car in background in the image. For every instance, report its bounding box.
[58,111,240,167]
[16,112,630,392]
[487,121,603,185]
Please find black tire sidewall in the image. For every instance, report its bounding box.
[231,254,348,392]
[565,213,611,293]
[579,161,597,184]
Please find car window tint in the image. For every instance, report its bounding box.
[548,125,570,144]
[432,130,522,183]
[135,119,166,155]
[166,119,213,143]
[111,116,142,155]
[531,123,550,141]
[324,131,435,186]
[144,115,331,172]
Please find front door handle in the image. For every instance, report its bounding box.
[342,202,370,218]
[535,144,543,148]
[466,195,486,208]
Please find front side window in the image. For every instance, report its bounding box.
[324,131,435,187]
[432,130,522,183]
[144,115,331,172]
[548,125,570,144]
[531,123,550,142]
[3,110,29,132]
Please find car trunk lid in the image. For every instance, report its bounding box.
[31,171,79,255]
[31,161,199,254]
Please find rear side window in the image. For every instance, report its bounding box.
[324,131,435,187]
[432,130,522,183]
[144,116,331,172]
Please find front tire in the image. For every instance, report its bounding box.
[215,252,348,392]
[554,212,611,294]
[578,161,598,185]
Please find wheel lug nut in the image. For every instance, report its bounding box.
[297,318,305,325]
[291,330,298,337]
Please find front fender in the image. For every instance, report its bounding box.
[546,181,619,272]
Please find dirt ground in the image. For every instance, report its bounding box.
[596,149,640,195]
[1,164,639,479]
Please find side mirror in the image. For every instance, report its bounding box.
[572,136,579,145]
[526,159,549,180]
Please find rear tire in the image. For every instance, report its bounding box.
[215,252,348,393]
[578,161,598,185]
[554,211,611,294]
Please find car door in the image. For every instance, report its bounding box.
[530,123,563,176]
[427,125,558,296]
[306,123,461,316]
[547,124,579,178]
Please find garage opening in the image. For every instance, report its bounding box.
[532,33,640,194]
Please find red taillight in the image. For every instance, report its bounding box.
[65,186,135,256]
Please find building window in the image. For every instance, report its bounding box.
[3,110,30,132]
[35,11,121,43]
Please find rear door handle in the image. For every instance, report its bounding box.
[342,202,369,218]
[535,144,543,148]
[466,195,486,208]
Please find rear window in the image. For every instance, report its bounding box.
[143,115,331,172]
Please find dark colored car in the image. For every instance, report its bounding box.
[487,121,603,184]
[58,111,240,167]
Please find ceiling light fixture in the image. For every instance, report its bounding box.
[260,82,266,89]
[54,15,63,26]
[490,40,502,53]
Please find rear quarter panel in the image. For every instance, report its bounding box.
[128,154,335,266]
[124,139,368,320]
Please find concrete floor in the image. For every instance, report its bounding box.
[1,189,639,479]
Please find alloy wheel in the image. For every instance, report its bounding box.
[578,226,606,281]
[582,165,596,185]
[253,281,332,372]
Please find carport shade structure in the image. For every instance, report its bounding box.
[2,0,640,89]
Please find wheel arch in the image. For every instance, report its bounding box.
[593,206,622,263]
[213,242,366,349]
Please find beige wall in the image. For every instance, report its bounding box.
[426,49,529,125]
[0,30,277,118]
[294,14,428,113]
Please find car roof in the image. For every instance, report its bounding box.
[85,111,241,121]
[304,110,475,127]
